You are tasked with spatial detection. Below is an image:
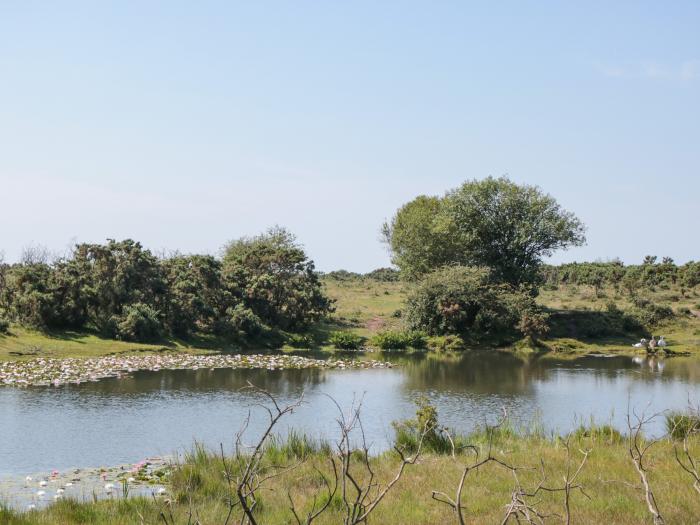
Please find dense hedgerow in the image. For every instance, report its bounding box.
[0,229,332,343]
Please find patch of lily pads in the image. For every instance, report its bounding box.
[0,458,170,511]
[0,353,393,387]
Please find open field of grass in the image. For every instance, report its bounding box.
[1,278,699,362]
[3,431,700,524]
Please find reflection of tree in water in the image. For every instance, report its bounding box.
[67,368,330,399]
[399,352,546,395]
[398,352,700,395]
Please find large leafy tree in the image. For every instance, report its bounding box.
[381,196,455,280]
[222,227,333,331]
[384,177,586,285]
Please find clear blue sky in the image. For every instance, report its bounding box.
[1,1,698,271]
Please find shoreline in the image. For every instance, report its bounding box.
[0,352,393,387]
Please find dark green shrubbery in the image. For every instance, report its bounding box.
[218,304,265,338]
[364,267,400,282]
[328,331,364,350]
[286,333,314,348]
[371,330,426,350]
[0,317,9,334]
[112,303,163,342]
[0,230,333,343]
[222,227,334,331]
[629,297,675,327]
[404,266,523,338]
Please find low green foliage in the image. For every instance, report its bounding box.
[570,424,624,444]
[426,334,466,352]
[286,333,314,349]
[393,396,453,454]
[371,330,426,350]
[0,317,9,334]
[328,331,364,350]
[666,411,700,440]
[112,303,163,342]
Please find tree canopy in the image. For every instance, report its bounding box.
[383,177,586,285]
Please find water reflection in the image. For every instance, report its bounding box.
[1,352,699,476]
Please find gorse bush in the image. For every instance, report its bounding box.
[218,305,265,337]
[629,297,675,328]
[404,266,524,338]
[0,317,9,334]
[328,331,364,350]
[112,303,163,342]
[0,230,333,343]
[222,227,334,331]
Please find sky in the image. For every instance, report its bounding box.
[1,1,698,272]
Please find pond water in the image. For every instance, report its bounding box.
[2,351,700,477]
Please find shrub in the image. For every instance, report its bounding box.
[287,333,314,348]
[222,227,334,331]
[571,424,623,444]
[371,330,426,350]
[517,309,550,342]
[113,303,163,342]
[393,396,452,454]
[629,301,675,328]
[0,317,9,334]
[666,412,700,440]
[328,331,364,350]
[404,266,522,337]
[220,304,265,337]
[364,267,400,282]
[426,335,466,352]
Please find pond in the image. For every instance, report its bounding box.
[2,351,700,478]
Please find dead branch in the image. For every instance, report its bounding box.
[627,406,665,525]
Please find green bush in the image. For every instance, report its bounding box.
[0,317,9,334]
[287,333,314,348]
[112,303,163,342]
[570,424,623,444]
[364,267,400,282]
[426,335,466,352]
[666,412,700,440]
[222,227,334,331]
[220,304,265,337]
[371,330,426,350]
[404,266,522,337]
[629,298,675,328]
[393,396,453,454]
[328,331,364,350]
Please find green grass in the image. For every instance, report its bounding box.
[4,431,700,524]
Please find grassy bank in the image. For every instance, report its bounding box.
[3,430,700,524]
[1,278,699,362]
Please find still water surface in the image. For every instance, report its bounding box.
[2,352,700,476]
